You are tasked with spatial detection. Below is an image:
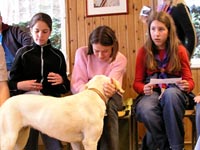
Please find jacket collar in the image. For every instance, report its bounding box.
[33,40,51,49]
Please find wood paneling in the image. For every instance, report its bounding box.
[67,0,151,98]
[66,0,200,146]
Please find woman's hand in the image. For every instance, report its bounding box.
[143,83,154,95]
[47,72,63,85]
[103,78,116,98]
[17,80,43,91]
[194,95,200,103]
[176,80,189,92]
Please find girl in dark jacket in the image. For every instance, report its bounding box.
[8,12,70,150]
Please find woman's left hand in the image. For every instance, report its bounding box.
[47,72,63,85]
[103,78,116,98]
[194,95,200,103]
[176,80,189,92]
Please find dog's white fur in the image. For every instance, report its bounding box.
[0,75,124,150]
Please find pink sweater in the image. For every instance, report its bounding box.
[71,46,127,94]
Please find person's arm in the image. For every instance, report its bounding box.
[133,47,146,94]
[8,47,25,92]
[0,81,10,105]
[102,52,127,98]
[11,26,33,46]
[178,45,195,92]
[54,50,70,94]
[107,52,127,85]
[71,47,90,94]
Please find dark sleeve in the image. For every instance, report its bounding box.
[171,3,197,58]
[11,26,32,46]
[8,48,25,95]
[57,52,70,94]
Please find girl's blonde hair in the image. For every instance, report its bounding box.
[144,11,182,73]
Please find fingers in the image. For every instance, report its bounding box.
[143,83,153,95]
[176,80,189,92]
[103,82,116,97]
[31,82,43,91]
[17,80,42,91]
[47,72,63,85]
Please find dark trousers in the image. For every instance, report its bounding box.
[135,87,186,150]
[97,93,123,150]
[24,128,62,150]
[196,103,200,138]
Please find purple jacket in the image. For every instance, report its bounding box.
[1,23,32,56]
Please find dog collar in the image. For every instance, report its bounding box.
[88,88,107,103]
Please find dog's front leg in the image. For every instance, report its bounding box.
[14,127,30,150]
[1,134,18,150]
[70,142,83,150]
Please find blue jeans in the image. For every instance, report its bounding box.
[24,128,62,150]
[196,103,200,138]
[97,93,123,150]
[135,87,186,150]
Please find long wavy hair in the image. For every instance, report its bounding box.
[144,11,181,73]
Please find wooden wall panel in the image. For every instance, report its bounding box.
[66,0,199,146]
[192,68,200,94]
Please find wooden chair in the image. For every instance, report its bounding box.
[184,108,196,149]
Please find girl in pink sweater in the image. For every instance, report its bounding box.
[71,25,127,150]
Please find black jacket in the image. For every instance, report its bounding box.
[8,41,70,97]
[171,3,197,58]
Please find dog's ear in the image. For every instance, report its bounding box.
[111,78,125,94]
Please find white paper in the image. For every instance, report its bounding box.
[150,78,182,84]
[140,6,151,16]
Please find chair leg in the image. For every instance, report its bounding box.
[132,114,138,150]
[127,115,133,150]
[190,114,196,150]
[185,112,196,150]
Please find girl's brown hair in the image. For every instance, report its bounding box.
[88,25,119,62]
[144,11,181,73]
[29,12,52,31]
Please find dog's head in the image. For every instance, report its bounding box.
[85,75,124,100]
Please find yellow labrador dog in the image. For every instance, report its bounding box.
[0,75,124,150]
